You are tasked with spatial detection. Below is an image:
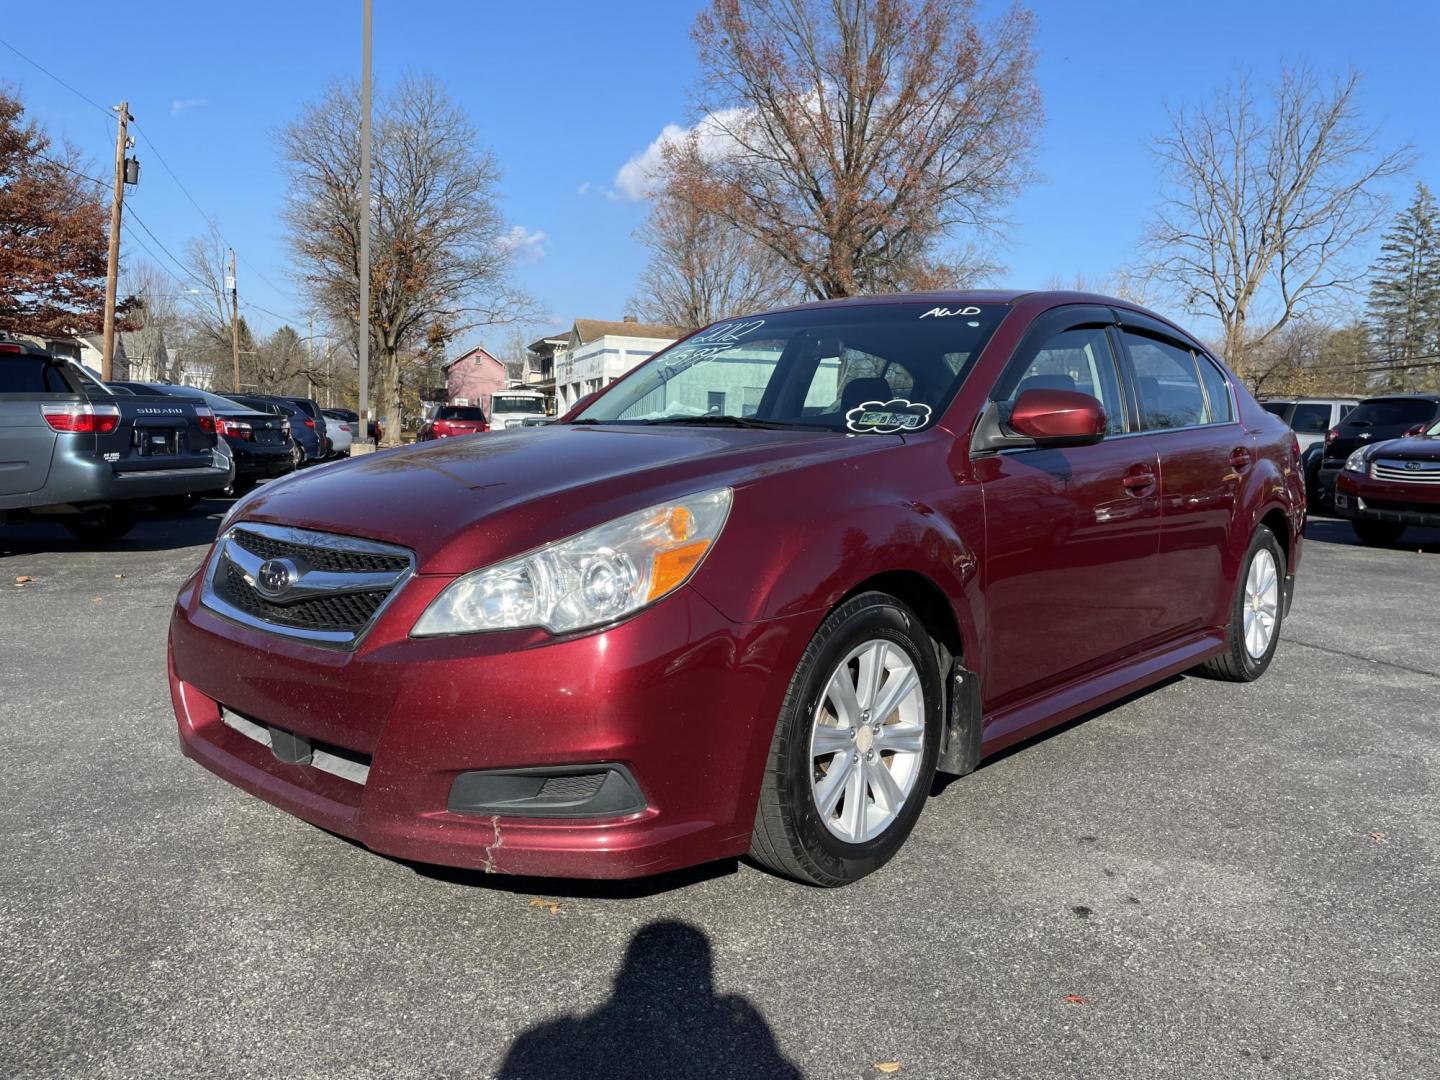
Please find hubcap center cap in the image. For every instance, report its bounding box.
[855,725,876,754]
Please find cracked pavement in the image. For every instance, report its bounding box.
[2,507,1437,1079]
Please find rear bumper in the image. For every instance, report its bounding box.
[1334,471,1440,528]
[5,453,233,511]
[169,568,816,879]
[231,444,293,480]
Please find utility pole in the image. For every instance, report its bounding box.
[228,249,241,393]
[354,0,375,454]
[100,102,131,382]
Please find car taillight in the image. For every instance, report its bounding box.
[41,402,121,434]
[1325,428,1339,444]
[194,406,215,434]
[0,343,23,354]
[216,418,253,440]
[303,417,316,428]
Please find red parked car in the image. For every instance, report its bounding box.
[1332,416,1440,544]
[170,292,1304,886]
[416,405,489,440]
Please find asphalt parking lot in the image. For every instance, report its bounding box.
[2,505,1438,1079]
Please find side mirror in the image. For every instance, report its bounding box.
[971,388,1107,455]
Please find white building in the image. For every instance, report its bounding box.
[552,316,681,412]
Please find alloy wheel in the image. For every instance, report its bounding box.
[809,639,926,844]
[1243,548,1280,659]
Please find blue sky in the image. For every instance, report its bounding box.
[3,0,1437,349]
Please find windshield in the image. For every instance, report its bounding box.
[574,302,1006,433]
[492,395,542,413]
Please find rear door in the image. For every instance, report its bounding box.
[1114,314,1243,639]
[975,306,1163,708]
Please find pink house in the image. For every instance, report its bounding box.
[443,346,507,414]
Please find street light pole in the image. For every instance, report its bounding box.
[354,0,375,455]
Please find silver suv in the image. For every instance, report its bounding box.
[1261,398,1360,506]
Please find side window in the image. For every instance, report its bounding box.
[1290,403,1331,433]
[1122,331,1211,431]
[1195,354,1234,424]
[992,326,1127,435]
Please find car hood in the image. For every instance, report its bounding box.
[1368,436,1440,460]
[234,423,896,574]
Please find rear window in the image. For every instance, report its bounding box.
[0,357,80,394]
[438,406,486,420]
[1261,401,1293,419]
[1344,400,1437,427]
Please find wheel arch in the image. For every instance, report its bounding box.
[836,568,983,777]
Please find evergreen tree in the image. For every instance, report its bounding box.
[1367,183,1440,391]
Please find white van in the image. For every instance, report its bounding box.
[488,389,550,429]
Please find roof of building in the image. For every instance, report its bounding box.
[442,345,503,371]
[572,318,684,344]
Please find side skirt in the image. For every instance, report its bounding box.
[978,631,1226,760]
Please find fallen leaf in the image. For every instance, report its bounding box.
[1369,831,1388,844]
[1063,994,1094,1005]
[528,898,562,915]
[114,573,124,580]
[14,575,32,585]
[91,597,103,604]
[875,1064,901,1074]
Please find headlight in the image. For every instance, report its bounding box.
[1344,448,1369,473]
[412,488,733,636]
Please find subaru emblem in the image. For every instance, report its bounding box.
[255,558,297,599]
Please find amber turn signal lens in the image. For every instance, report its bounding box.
[648,538,711,600]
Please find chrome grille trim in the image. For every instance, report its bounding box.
[200,522,415,648]
[1372,459,1440,484]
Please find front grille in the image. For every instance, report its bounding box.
[201,523,414,646]
[218,562,388,632]
[231,528,411,573]
[1372,460,1440,484]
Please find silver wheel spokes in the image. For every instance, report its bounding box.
[1242,548,1280,659]
[810,639,925,844]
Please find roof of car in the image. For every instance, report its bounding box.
[1358,393,1440,402]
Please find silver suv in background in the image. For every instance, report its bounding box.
[1261,398,1360,505]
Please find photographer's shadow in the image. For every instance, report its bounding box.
[498,920,801,1080]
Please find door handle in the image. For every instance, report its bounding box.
[1229,447,1252,470]
[1122,464,1156,496]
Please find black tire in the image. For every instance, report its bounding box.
[222,476,255,499]
[1352,519,1406,546]
[292,443,305,470]
[749,592,943,886]
[1195,526,1285,682]
[61,506,138,543]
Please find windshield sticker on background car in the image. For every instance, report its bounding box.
[845,399,933,434]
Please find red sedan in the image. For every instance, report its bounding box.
[170,291,1304,885]
[415,405,488,440]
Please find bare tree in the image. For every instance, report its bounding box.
[633,138,800,329]
[281,74,531,443]
[1144,67,1411,377]
[662,0,1039,300]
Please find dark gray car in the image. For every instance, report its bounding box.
[1,340,232,540]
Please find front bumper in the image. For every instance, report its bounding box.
[230,443,294,480]
[169,567,816,879]
[1334,470,1440,529]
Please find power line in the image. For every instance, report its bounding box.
[0,34,115,121]
[126,208,212,292]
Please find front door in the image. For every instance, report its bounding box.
[974,311,1165,710]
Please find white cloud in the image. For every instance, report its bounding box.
[499,225,547,265]
[577,180,591,196]
[170,98,209,117]
[612,109,749,201]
